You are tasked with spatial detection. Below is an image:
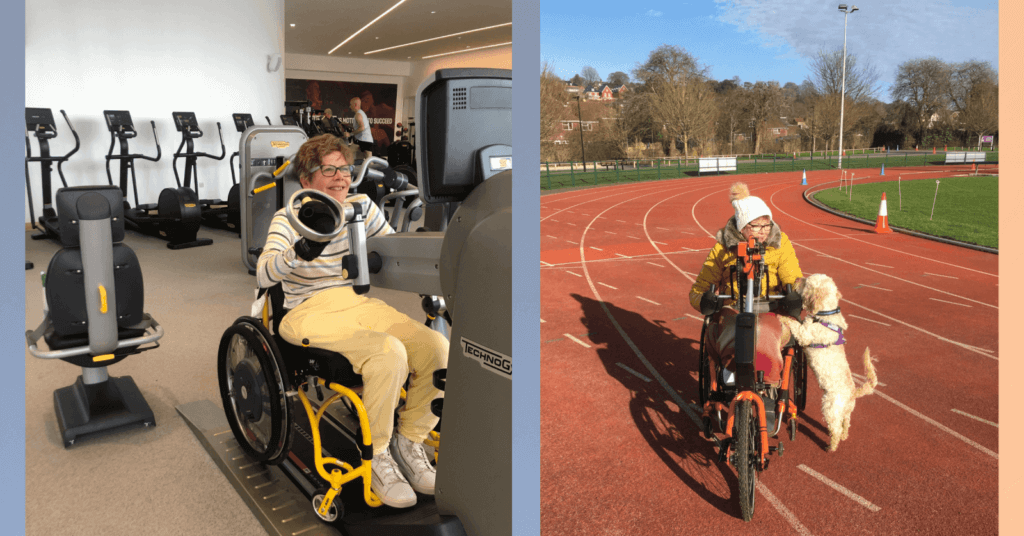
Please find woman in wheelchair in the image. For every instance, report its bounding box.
[689,182,804,386]
[257,134,449,509]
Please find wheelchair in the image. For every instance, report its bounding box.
[696,236,807,522]
[218,183,445,526]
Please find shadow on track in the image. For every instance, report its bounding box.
[571,292,743,518]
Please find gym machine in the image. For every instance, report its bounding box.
[26,185,165,447]
[25,108,81,242]
[169,112,233,233]
[183,67,511,536]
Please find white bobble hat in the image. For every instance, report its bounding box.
[730,182,772,230]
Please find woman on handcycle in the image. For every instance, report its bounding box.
[689,182,803,394]
[257,134,448,509]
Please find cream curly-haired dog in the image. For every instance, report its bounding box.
[779,274,878,452]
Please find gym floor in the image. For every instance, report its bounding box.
[24,220,427,535]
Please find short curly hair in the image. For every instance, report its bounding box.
[295,134,356,185]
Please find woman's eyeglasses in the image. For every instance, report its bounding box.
[310,165,353,179]
[746,223,772,232]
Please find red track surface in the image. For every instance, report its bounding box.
[540,167,997,535]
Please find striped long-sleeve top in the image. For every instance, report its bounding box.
[257,193,394,309]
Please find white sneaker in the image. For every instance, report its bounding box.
[371,449,417,508]
[390,433,436,495]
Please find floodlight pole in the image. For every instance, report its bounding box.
[575,95,587,172]
[837,5,857,170]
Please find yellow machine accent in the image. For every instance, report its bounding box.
[98,285,108,314]
[92,354,115,363]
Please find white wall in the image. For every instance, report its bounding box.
[405,44,512,105]
[25,0,285,223]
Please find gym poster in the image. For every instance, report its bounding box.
[285,78,399,155]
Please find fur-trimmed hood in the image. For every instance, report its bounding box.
[715,217,783,250]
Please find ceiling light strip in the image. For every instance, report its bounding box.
[422,41,512,59]
[364,22,512,55]
[328,0,408,55]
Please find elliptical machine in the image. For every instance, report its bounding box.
[118,111,211,249]
[103,110,163,233]
[170,112,231,233]
[25,108,81,242]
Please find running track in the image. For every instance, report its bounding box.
[539,167,997,535]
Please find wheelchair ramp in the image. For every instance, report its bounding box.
[177,399,339,536]
[178,399,466,536]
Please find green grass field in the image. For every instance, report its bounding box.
[540,151,999,190]
[812,176,998,248]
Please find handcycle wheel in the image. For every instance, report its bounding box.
[218,317,293,464]
[734,399,758,522]
[793,348,808,412]
[698,316,711,406]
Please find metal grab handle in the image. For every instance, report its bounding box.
[26,314,164,360]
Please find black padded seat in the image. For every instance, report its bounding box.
[267,284,363,388]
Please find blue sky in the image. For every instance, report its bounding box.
[540,0,998,102]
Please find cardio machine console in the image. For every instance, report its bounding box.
[26,108,57,139]
[103,110,137,136]
[171,111,201,137]
[232,113,255,133]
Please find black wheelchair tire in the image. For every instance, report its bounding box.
[735,399,757,522]
[218,316,293,465]
[793,350,808,412]
[698,316,711,406]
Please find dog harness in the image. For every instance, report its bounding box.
[807,307,845,348]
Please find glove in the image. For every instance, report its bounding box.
[294,238,329,262]
[699,286,720,316]
[781,284,803,318]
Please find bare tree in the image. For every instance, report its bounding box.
[632,44,715,156]
[744,81,782,154]
[581,66,602,87]
[540,62,567,160]
[716,86,750,154]
[891,57,950,144]
[806,46,881,153]
[607,71,630,87]
[947,60,998,147]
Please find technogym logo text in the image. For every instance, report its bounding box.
[461,338,511,379]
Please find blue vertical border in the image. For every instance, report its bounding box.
[512,0,540,535]
[5,2,27,533]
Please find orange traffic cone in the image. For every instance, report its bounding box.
[875,193,893,234]
[932,147,936,154]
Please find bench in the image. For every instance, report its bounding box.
[699,157,737,175]
[944,152,987,164]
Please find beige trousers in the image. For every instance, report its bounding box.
[279,286,448,454]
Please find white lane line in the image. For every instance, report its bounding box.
[590,246,603,251]
[797,465,882,513]
[952,409,998,428]
[551,219,559,222]
[755,484,815,536]
[677,230,694,235]
[567,240,579,244]
[541,261,553,267]
[637,296,661,306]
[685,314,703,321]
[565,271,583,278]
[852,373,886,387]
[605,231,617,235]
[563,333,591,348]
[873,389,997,459]
[546,235,559,239]
[615,253,630,258]
[647,262,664,268]
[627,235,640,239]
[616,362,652,382]
[843,298,995,359]
[598,282,618,290]
[857,284,892,292]
[567,222,576,226]
[924,272,959,279]
[657,227,670,230]
[617,219,628,223]
[653,241,668,245]
[847,314,891,327]
[929,297,971,307]
[540,318,546,323]
[865,262,893,269]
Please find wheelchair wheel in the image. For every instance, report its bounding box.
[218,317,293,464]
[734,399,757,522]
[793,349,808,412]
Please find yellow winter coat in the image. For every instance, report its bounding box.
[688,217,803,312]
